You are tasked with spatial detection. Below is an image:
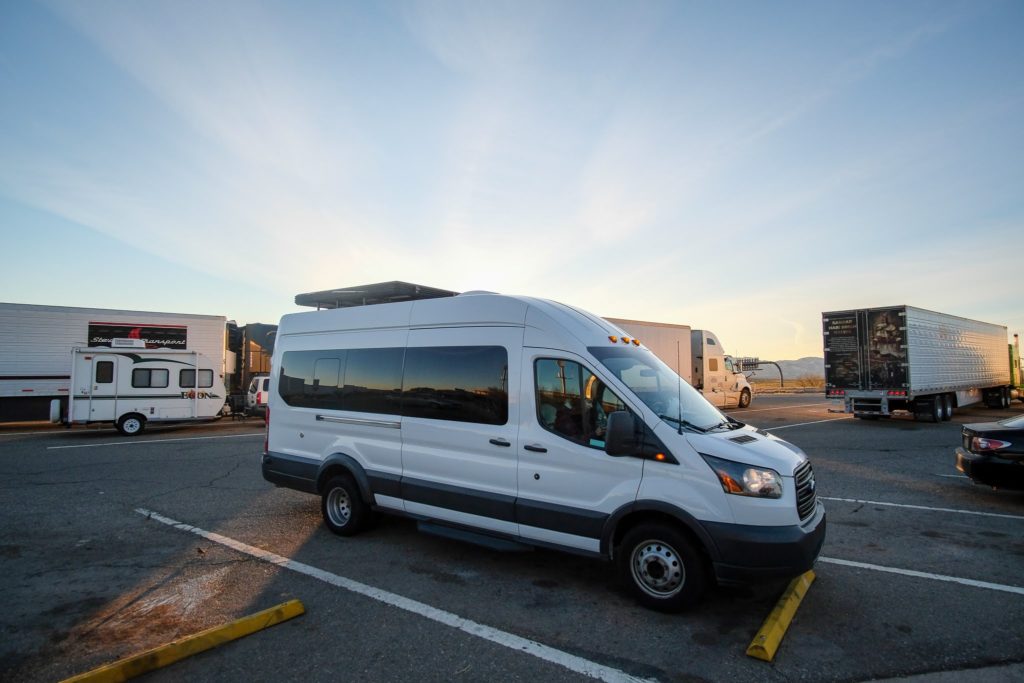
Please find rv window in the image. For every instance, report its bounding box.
[95,361,114,384]
[707,338,716,345]
[403,346,508,425]
[534,359,625,448]
[343,348,404,415]
[132,368,169,388]
[179,369,214,388]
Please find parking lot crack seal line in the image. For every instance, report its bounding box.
[818,557,1024,596]
[135,508,655,683]
[820,496,1024,521]
[47,434,262,450]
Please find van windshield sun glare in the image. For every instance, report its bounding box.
[588,346,728,432]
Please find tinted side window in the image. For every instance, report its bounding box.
[343,348,404,415]
[535,359,625,448]
[403,346,508,425]
[95,361,113,384]
[132,368,169,388]
[179,369,214,388]
[279,351,346,409]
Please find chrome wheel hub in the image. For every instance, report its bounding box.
[631,539,685,598]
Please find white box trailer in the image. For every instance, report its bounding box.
[0,302,227,423]
[67,344,226,434]
[823,306,1012,422]
[604,318,753,408]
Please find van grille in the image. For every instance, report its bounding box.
[794,460,817,522]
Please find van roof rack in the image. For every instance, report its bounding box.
[294,281,459,310]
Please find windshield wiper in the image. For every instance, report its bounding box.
[658,414,708,433]
[706,416,746,432]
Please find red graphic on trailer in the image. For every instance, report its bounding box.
[87,322,187,349]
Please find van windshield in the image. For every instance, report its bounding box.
[588,346,727,432]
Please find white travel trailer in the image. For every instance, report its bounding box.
[67,343,226,434]
[605,318,754,408]
[0,302,228,423]
[263,292,825,612]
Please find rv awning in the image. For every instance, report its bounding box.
[294,281,459,309]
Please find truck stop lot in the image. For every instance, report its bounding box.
[2,397,1022,682]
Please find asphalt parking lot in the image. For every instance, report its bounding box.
[2,396,1023,682]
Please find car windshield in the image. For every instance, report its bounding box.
[588,345,727,431]
[1000,414,1024,428]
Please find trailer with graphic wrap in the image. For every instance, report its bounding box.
[67,345,226,434]
[823,306,1011,422]
[0,302,228,423]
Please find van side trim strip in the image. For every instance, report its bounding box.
[315,415,401,429]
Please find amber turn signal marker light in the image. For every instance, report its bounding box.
[608,335,618,343]
[654,453,666,461]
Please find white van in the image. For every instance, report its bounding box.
[262,293,825,611]
[67,345,226,435]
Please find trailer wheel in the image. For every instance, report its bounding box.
[738,388,751,408]
[116,414,146,436]
[941,394,953,421]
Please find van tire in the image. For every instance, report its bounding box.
[738,388,751,408]
[321,475,370,536]
[116,414,146,436]
[618,523,707,612]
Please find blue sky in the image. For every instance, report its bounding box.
[1,0,1021,359]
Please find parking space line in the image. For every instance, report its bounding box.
[819,556,1024,596]
[820,496,1024,521]
[47,433,262,450]
[136,508,653,683]
[764,416,854,430]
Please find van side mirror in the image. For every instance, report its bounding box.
[605,411,639,456]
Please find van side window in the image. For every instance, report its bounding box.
[279,351,346,409]
[403,346,508,425]
[343,348,404,414]
[311,358,342,406]
[535,359,626,448]
[132,368,169,388]
[179,369,214,388]
[95,361,113,384]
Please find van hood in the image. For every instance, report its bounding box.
[680,424,807,475]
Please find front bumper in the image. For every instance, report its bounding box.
[702,502,827,584]
[956,447,1024,490]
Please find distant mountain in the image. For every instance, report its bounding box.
[749,357,824,380]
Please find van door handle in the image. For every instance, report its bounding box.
[489,438,511,447]
[524,444,547,453]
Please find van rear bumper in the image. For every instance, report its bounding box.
[703,502,826,584]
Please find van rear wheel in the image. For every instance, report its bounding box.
[116,414,145,436]
[321,475,370,537]
[618,524,707,612]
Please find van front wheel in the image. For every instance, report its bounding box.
[116,414,145,436]
[321,475,370,537]
[618,524,707,612]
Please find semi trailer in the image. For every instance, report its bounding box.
[822,306,1012,422]
[604,318,753,408]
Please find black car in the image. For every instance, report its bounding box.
[956,414,1024,490]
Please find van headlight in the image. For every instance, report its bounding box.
[700,454,783,499]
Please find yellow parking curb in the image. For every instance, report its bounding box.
[62,599,305,683]
[746,570,815,662]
